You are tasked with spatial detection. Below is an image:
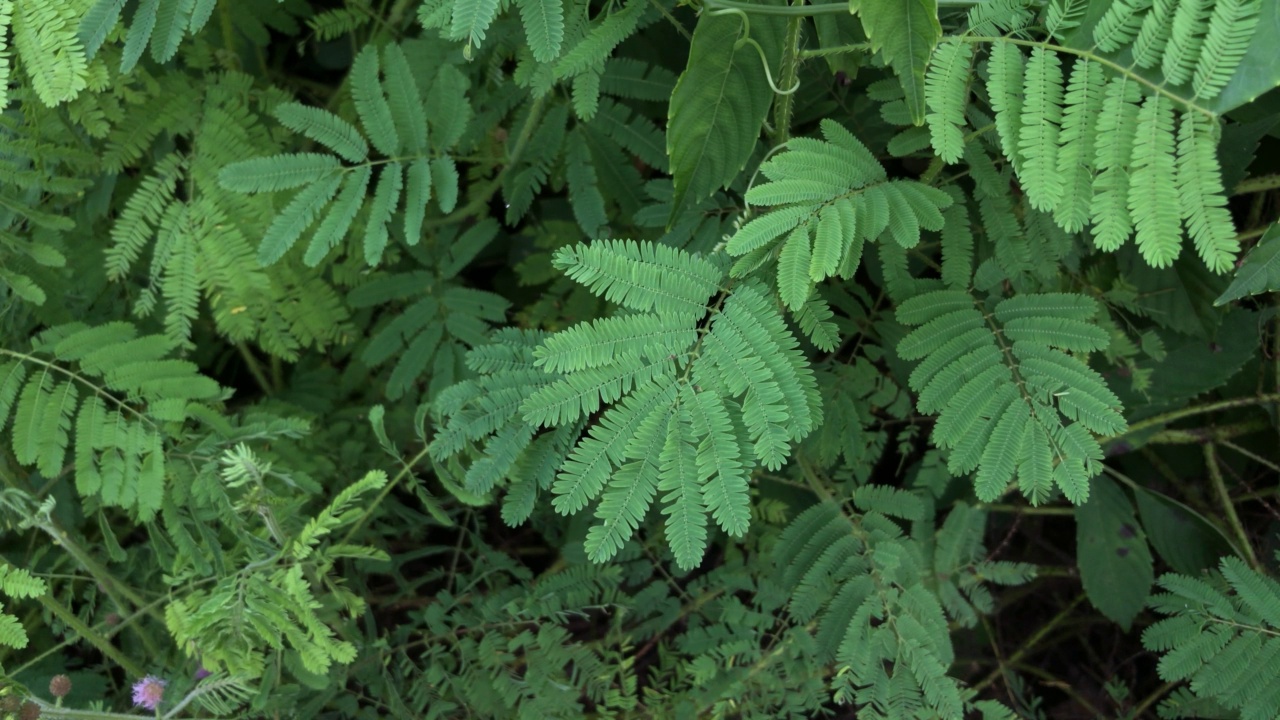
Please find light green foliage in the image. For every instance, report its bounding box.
[922,0,1258,271]
[897,291,1124,504]
[0,562,45,649]
[1,322,220,520]
[432,239,820,569]
[1144,555,1280,719]
[729,120,951,311]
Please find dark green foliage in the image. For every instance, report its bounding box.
[0,0,1277,718]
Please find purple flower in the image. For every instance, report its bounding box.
[194,664,211,681]
[131,675,166,711]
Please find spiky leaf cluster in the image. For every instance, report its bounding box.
[727,119,952,312]
[0,322,222,520]
[220,42,465,267]
[1143,556,1280,719]
[430,239,820,569]
[896,291,1125,504]
[923,0,1262,272]
[774,500,1033,717]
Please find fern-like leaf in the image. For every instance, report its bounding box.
[273,102,368,164]
[658,407,706,570]
[551,239,723,317]
[1128,95,1181,267]
[1177,113,1238,273]
[897,291,1122,504]
[516,0,565,62]
[1018,47,1065,211]
[1192,0,1262,100]
[924,38,973,164]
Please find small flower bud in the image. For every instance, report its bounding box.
[49,675,72,698]
[105,612,121,626]
[19,701,41,720]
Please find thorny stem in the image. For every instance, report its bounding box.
[1145,419,1270,444]
[37,593,146,678]
[1205,443,1260,570]
[798,42,872,58]
[770,12,804,144]
[1109,393,1280,441]
[1234,173,1280,195]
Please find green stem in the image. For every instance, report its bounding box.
[1234,174,1280,195]
[236,342,274,396]
[977,503,1074,516]
[9,594,169,678]
[40,523,151,612]
[959,35,1219,119]
[37,593,146,677]
[771,13,804,144]
[339,445,432,545]
[423,95,548,231]
[1146,419,1270,444]
[1131,681,1179,719]
[971,594,1086,693]
[1205,443,1260,570]
[798,42,872,58]
[701,0,987,15]
[1109,394,1280,441]
[32,701,217,720]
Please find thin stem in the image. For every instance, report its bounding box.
[1218,435,1280,474]
[9,594,170,678]
[423,95,548,231]
[972,594,1086,693]
[37,593,147,677]
[977,503,1074,516]
[1146,419,1270,444]
[339,445,432,545]
[1131,681,1179,719]
[236,342,275,396]
[959,35,1219,119]
[1205,443,1260,570]
[701,0,986,14]
[1110,393,1280,441]
[649,0,693,41]
[798,42,872,58]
